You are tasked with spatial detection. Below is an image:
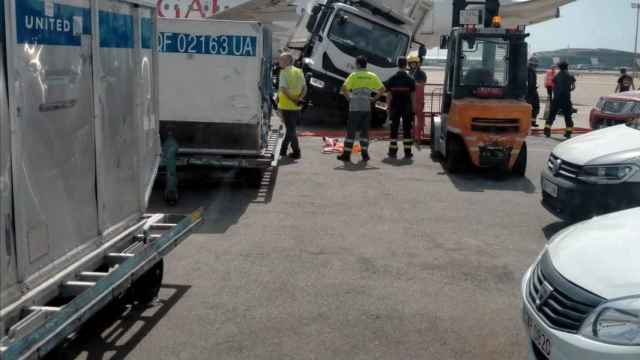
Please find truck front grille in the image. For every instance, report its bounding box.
[527,253,605,333]
[547,154,582,179]
[471,118,520,133]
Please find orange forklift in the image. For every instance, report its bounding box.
[430,0,531,176]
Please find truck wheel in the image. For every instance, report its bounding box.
[371,109,387,128]
[164,190,178,207]
[445,136,466,174]
[512,142,527,177]
[128,259,164,305]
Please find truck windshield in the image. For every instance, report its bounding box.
[328,10,409,68]
[460,38,509,88]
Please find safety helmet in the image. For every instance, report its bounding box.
[407,52,421,64]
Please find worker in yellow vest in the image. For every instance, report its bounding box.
[278,52,307,159]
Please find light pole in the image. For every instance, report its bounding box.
[632,2,640,76]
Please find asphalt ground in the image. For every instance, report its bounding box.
[49,129,573,360]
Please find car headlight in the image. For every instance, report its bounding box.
[594,97,605,111]
[577,165,639,184]
[309,77,325,88]
[580,297,640,346]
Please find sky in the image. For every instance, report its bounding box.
[528,0,639,53]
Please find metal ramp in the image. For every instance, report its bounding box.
[0,211,202,360]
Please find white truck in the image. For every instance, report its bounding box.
[157,18,282,204]
[0,1,200,358]
[288,0,433,127]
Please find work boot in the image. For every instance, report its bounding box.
[532,121,539,128]
[337,152,351,163]
[544,127,551,138]
[404,149,414,160]
[564,131,572,139]
[288,151,301,160]
[361,150,370,162]
[387,150,398,159]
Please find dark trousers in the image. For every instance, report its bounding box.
[389,108,413,153]
[281,110,301,155]
[546,87,553,102]
[546,97,574,130]
[527,92,540,119]
[344,111,370,154]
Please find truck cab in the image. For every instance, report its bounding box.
[431,24,531,175]
[289,0,432,126]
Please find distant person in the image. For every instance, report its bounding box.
[278,52,306,159]
[545,61,576,139]
[526,57,541,128]
[385,57,416,159]
[544,64,558,101]
[615,68,635,93]
[408,53,427,144]
[338,56,385,163]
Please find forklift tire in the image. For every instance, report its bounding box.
[445,135,467,174]
[512,142,528,177]
[128,259,164,305]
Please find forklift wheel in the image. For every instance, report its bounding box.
[243,168,265,188]
[512,142,528,177]
[445,136,467,174]
[128,259,164,305]
[164,191,178,207]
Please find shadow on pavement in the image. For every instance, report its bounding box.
[542,221,572,241]
[444,171,538,193]
[46,284,190,360]
[334,161,380,172]
[381,157,414,167]
[149,167,279,234]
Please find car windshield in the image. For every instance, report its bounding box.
[601,99,639,114]
[328,10,409,67]
[460,38,509,87]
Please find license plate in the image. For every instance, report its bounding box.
[542,179,558,198]
[524,307,553,359]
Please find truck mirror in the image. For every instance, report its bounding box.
[306,5,322,32]
[419,45,427,58]
[440,35,449,50]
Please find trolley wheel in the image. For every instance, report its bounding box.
[128,259,164,305]
[242,168,265,188]
[444,135,467,174]
[512,142,528,177]
[164,190,178,206]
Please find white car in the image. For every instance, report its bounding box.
[521,207,640,360]
[541,120,640,221]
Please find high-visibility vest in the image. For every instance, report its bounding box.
[544,69,556,88]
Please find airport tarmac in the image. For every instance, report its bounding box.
[48,72,618,360]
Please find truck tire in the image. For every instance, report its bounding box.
[128,259,164,305]
[371,109,387,128]
[512,142,527,177]
[164,190,178,207]
[430,117,442,159]
[445,135,467,174]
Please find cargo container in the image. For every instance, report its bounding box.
[0,1,200,358]
[158,17,282,204]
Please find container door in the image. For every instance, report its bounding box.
[138,8,160,208]
[1,0,20,309]
[9,0,99,281]
[94,0,141,235]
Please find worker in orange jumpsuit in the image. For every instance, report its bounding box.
[408,53,426,145]
[544,64,558,102]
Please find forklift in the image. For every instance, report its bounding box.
[431,0,531,176]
